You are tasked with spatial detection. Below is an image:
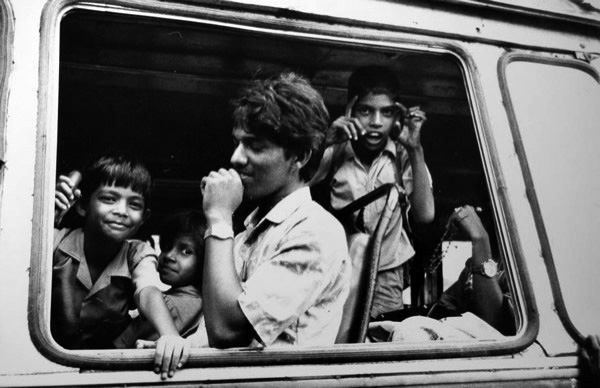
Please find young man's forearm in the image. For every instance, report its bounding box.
[203,235,254,348]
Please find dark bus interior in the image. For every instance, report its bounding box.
[57,10,496,316]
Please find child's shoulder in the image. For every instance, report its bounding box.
[53,227,83,254]
[123,238,158,267]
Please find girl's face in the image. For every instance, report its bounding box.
[353,92,399,155]
[158,234,201,287]
[78,184,148,244]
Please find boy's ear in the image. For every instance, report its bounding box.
[75,201,86,218]
[295,150,312,170]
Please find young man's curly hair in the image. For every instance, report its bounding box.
[231,72,330,182]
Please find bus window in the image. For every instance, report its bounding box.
[503,55,600,341]
[32,5,526,369]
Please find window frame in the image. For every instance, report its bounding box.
[0,0,13,210]
[29,0,538,369]
[498,52,600,345]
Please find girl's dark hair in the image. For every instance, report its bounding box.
[78,152,153,207]
[158,210,207,265]
[347,65,402,103]
[231,72,330,182]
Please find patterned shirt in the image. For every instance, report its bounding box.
[234,187,351,346]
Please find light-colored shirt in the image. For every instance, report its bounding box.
[317,139,432,270]
[234,187,351,347]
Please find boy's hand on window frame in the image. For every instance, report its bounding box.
[143,334,191,380]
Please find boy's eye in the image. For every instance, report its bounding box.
[244,139,266,152]
[98,195,116,203]
[381,108,396,117]
[129,200,144,211]
[181,247,195,256]
[355,106,371,116]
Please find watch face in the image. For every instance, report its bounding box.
[482,259,498,277]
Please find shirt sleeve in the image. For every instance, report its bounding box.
[428,264,471,318]
[162,291,203,336]
[237,222,347,346]
[129,241,161,303]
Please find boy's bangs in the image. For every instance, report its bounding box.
[101,163,152,202]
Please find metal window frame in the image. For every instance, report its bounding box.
[29,0,537,370]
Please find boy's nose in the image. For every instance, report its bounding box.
[113,199,128,215]
[230,144,247,167]
[370,111,383,127]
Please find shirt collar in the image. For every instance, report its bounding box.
[56,228,131,292]
[245,186,311,227]
[243,186,311,243]
[383,138,398,157]
[165,285,202,297]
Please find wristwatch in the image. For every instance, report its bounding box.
[471,258,498,278]
[204,223,234,240]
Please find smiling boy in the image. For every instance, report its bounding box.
[52,153,189,379]
[311,66,435,319]
[199,73,351,348]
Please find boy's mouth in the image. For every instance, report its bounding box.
[363,131,383,140]
[106,221,129,231]
[362,131,384,145]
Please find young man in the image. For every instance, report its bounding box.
[200,73,351,348]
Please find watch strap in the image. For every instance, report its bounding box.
[204,223,234,240]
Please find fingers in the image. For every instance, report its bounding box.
[331,116,363,142]
[345,95,358,118]
[55,191,71,211]
[55,174,81,211]
[203,168,240,188]
[338,96,362,141]
[406,106,427,123]
[154,337,167,377]
[452,205,482,221]
[155,336,190,380]
[139,337,190,380]
[228,168,242,184]
[135,339,157,349]
[67,170,83,189]
[154,337,175,380]
[394,102,408,118]
[178,339,191,368]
